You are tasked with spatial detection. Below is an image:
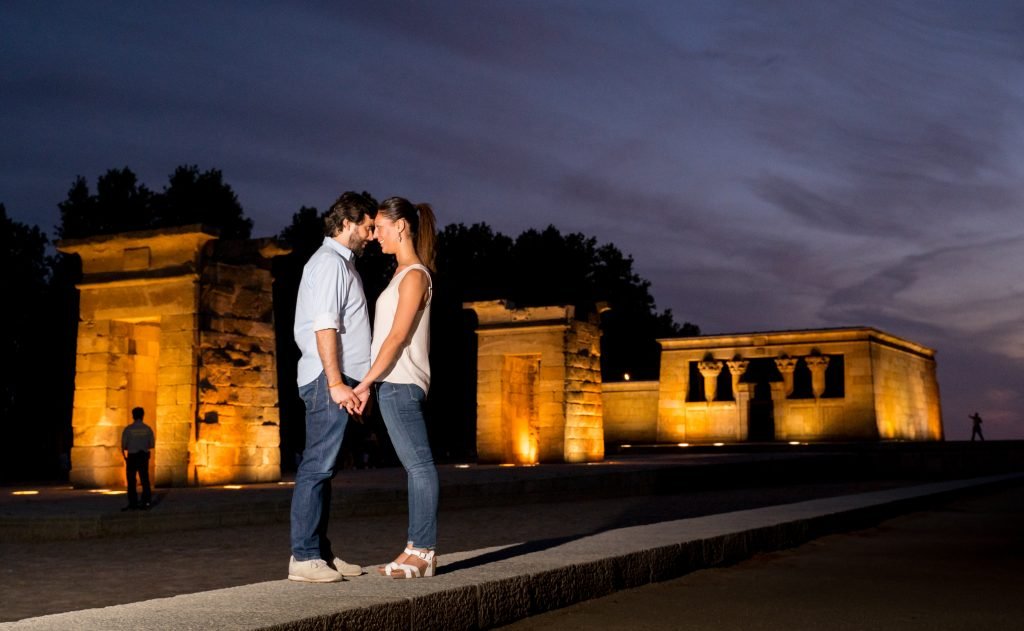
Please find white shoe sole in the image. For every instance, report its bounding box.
[287,573,343,583]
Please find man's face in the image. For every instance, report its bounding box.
[344,214,375,256]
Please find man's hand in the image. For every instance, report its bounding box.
[329,382,358,414]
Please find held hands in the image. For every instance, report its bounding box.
[353,383,372,416]
[328,382,359,415]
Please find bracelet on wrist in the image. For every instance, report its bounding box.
[328,381,344,388]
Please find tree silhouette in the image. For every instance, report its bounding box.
[436,223,698,380]
[58,168,154,238]
[57,165,251,239]
[0,204,71,481]
[154,165,252,239]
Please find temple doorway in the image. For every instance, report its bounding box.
[744,358,778,441]
[502,354,540,464]
[119,319,160,482]
[748,381,775,441]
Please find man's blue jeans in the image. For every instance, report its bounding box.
[290,371,353,561]
[377,382,438,549]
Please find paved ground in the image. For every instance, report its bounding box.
[0,479,910,622]
[499,482,1024,631]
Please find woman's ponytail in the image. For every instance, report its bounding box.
[414,203,436,272]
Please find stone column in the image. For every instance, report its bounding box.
[697,360,723,402]
[726,360,749,400]
[806,355,830,398]
[774,357,798,397]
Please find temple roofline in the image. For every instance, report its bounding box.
[658,326,936,359]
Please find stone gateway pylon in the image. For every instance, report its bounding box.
[464,300,604,464]
[58,225,289,488]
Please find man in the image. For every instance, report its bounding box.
[288,191,376,583]
[969,412,985,441]
[122,407,154,510]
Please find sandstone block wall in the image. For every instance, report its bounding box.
[871,342,943,440]
[564,322,603,463]
[601,381,659,443]
[193,240,282,485]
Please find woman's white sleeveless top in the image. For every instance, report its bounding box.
[370,264,432,393]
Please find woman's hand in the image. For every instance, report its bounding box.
[353,383,372,415]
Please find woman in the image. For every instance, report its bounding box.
[353,196,438,579]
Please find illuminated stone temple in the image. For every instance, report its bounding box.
[602,328,944,444]
[59,226,289,488]
[465,301,605,464]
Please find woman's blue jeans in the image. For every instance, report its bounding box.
[290,372,353,561]
[377,382,438,549]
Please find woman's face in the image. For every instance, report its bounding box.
[372,214,402,254]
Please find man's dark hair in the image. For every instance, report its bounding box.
[324,191,377,237]
[132,407,145,421]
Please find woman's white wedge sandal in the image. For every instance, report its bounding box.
[377,547,415,576]
[385,548,435,579]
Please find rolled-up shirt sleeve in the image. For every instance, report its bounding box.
[309,256,348,332]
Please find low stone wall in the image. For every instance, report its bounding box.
[602,381,659,443]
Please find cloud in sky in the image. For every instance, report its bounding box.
[2,1,1022,437]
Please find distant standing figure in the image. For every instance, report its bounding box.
[122,407,154,510]
[969,412,985,441]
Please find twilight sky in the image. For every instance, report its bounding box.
[3,1,1022,439]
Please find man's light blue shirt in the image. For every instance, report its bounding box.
[294,237,371,386]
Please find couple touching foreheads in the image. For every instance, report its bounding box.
[289,192,438,583]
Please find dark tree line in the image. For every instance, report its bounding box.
[1,167,698,481]
[0,204,74,481]
[58,166,252,240]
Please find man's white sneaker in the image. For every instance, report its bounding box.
[331,557,364,577]
[288,556,343,583]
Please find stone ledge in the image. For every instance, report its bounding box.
[4,473,1020,631]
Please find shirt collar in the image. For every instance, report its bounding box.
[323,236,354,261]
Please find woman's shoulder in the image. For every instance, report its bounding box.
[397,266,431,287]
[396,263,431,281]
